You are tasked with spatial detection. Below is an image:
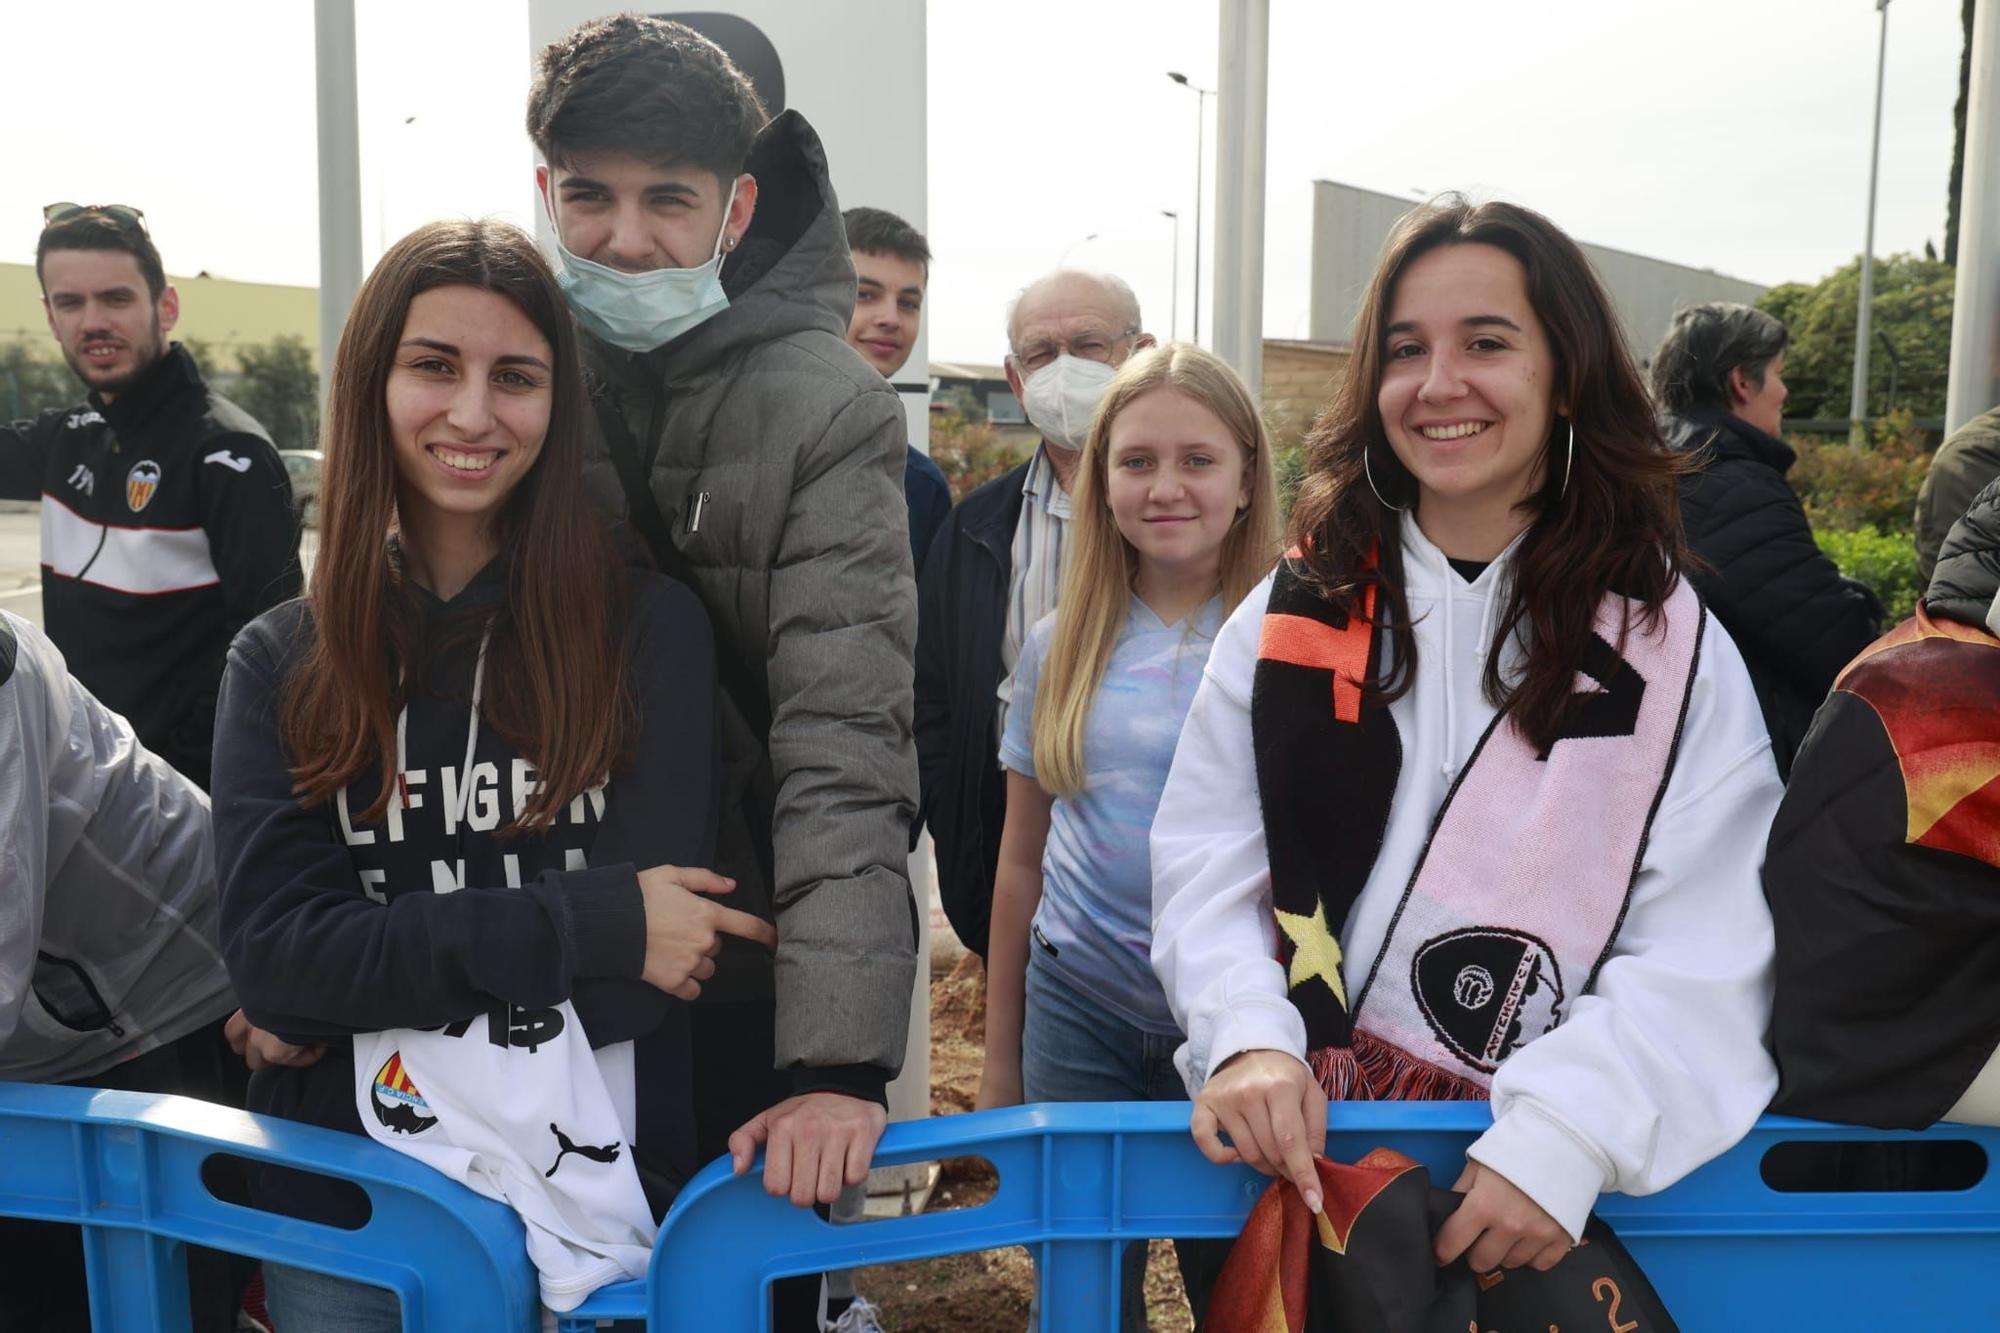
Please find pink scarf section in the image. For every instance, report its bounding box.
[1316,582,1705,1102]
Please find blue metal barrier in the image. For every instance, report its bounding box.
[6,1085,1999,1330]
[0,1082,539,1333]
[560,1101,2000,1331]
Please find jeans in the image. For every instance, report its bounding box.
[261,1263,401,1333]
[1020,954,1226,1330]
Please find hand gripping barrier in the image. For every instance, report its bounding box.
[0,1082,538,1332]
[563,1101,2000,1331]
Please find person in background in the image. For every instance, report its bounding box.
[526,28,917,1327]
[831,202,945,1331]
[1766,475,2000,1131]
[0,204,300,790]
[1154,199,1780,1283]
[211,220,765,1328]
[0,609,304,1331]
[842,205,951,573]
[1651,301,1880,778]
[1914,403,2000,587]
[979,343,1278,1327]
[916,269,1155,959]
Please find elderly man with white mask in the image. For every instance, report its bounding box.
[914,269,1155,960]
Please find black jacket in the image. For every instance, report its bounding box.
[1668,409,1880,777]
[1765,478,2000,1128]
[0,344,301,788]
[915,461,1029,959]
[212,566,718,1221]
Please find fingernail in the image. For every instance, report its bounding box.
[1305,1190,1322,1214]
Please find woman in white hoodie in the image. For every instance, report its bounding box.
[1150,197,1781,1279]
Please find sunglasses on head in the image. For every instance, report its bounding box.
[42,202,148,233]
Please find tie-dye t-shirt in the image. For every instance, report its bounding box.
[1000,593,1223,1036]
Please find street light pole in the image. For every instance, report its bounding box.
[1850,0,1891,442]
[1162,209,1181,339]
[1168,71,1214,346]
[313,0,363,405]
[1059,231,1100,266]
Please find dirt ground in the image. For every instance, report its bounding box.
[853,952,1196,1332]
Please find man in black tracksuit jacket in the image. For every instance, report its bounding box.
[2,207,300,789]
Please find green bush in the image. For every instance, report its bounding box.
[1816,525,1922,623]
[929,410,1031,502]
[1273,443,1307,515]
[1790,409,1930,534]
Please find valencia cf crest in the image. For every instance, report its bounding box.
[1411,928,1565,1073]
[125,460,162,513]
[369,1051,437,1135]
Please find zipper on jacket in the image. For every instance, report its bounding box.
[32,950,125,1036]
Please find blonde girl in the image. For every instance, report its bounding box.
[976,341,1279,1323]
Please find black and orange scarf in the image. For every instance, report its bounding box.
[1249,556,1703,1103]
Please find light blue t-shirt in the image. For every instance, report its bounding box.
[1000,593,1223,1036]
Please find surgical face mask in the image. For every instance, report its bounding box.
[1020,354,1119,452]
[549,180,738,353]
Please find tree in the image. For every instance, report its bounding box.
[1755,253,1955,421]
[231,335,320,452]
[0,338,80,422]
[1947,0,1975,264]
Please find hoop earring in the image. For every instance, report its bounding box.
[1364,444,1408,512]
[1559,418,1575,501]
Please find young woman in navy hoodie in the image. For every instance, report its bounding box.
[211,220,774,1327]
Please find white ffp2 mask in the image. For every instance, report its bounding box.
[1020,354,1118,452]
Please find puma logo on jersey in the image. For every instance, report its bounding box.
[66,464,94,496]
[203,449,254,473]
[544,1122,621,1178]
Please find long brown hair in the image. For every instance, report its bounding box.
[1288,197,1689,754]
[283,219,630,833]
[1032,343,1280,794]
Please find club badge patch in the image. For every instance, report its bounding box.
[369,1051,437,1136]
[125,460,162,513]
[1411,928,1565,1073]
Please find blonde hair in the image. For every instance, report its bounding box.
[1031,342,1281,795]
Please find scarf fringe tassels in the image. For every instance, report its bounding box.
[1310,1028,1489,1103]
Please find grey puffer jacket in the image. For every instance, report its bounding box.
[0,611,233,1083]
[579,111,917,1096]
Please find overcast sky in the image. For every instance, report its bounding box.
[2,1,1968,365]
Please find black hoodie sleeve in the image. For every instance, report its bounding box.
[1766,690,2000,1127]
[212,616,649,1041]
[198,430,304,642]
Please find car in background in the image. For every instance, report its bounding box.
[280,449,323,527]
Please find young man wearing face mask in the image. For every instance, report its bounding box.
[526,20,917,1321]
[915,269,1154,959]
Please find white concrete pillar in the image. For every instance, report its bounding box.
[1212,0,1270,400]
[1948,0,2000,432]
[314,0,363,402]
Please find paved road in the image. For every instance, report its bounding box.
[0,505,318,633]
